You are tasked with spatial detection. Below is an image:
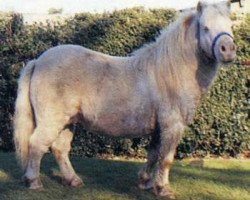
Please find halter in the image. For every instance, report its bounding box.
[211,32,234,60]
[197,19,234,61]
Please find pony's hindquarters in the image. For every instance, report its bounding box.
[14,60,36,171]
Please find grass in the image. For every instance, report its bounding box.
[0,152,249,200]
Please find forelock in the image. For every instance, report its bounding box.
[199,2,230,24]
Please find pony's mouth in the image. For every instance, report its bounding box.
[221,59,235,65]
[222,61,233,65]
[220,54,237,64]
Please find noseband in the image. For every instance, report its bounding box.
[197,20,234,61]
[211,32,234,59]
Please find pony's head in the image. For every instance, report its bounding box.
[197,1,236,63]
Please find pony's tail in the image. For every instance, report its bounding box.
[14,60,36,171]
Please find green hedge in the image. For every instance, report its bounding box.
[0,9,249,158]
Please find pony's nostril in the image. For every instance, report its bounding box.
[221,45,226,52]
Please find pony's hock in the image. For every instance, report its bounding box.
[14,1,236,198]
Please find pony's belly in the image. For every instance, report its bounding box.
[86,112,155,136]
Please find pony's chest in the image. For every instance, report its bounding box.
[177,91,201,124]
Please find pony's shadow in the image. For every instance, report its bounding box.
[44,154,150,196]
[45,154,250,199]
[1,153,250,200]
[0,152,22,180]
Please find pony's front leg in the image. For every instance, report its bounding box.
[138,132,160,190]
[153,116,184,198]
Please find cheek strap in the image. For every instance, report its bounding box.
[211,32,234,59]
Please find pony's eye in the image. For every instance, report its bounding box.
[204,26,209,32]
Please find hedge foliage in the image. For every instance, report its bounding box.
[0,9,249,158]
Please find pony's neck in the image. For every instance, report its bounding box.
[131,12,218,94]
[196,49,218,93]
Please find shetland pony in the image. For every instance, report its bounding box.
[14,1,236,198]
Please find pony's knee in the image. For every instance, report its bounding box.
[161,121,185,150]
[168,121,184,136]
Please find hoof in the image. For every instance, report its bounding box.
[138,181,154,190]
[138,171,150,182]
[153,184,176,199]
[22,176,44,191]
[62,175,84,187]
[138,171,153,190]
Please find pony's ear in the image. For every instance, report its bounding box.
[183,14,195,30]
[183,14,195,40]
[222,0,231,14]
[197,1,206,13]
[226,0,231,11]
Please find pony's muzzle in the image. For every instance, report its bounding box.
[218,37,236,63]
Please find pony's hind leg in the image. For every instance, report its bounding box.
[23,123,64,190]
[138,132,160,190]
[51,128,83,187]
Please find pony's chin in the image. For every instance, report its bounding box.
[217,60,234,68]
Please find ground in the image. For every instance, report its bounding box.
[0,152,249,200]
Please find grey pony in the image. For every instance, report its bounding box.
[14,1,236,198]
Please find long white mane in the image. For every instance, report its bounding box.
[131,10,198,91]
